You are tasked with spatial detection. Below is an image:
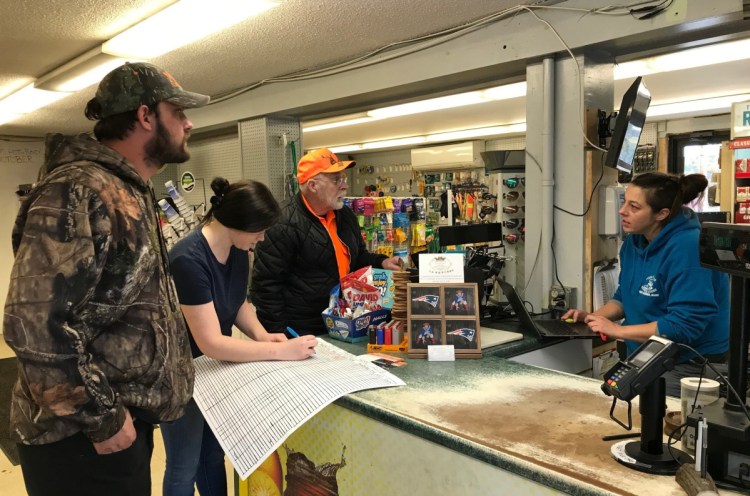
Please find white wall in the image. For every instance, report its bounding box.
[0,140,45,332]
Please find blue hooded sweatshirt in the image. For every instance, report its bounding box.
[612,207,729,363]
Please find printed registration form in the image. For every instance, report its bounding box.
[192,340,405,479]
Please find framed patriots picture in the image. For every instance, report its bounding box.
[407,282,482,358]
[445,318,481,356]
[409,318,443,352]
[408,285,442,316]
[444,285,476,316]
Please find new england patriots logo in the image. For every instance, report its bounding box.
[448,328,476,341]
[411,295,440,307]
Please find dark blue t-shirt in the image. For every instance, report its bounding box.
[169,229,249,358]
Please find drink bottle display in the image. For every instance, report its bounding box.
[165,180,197,228]
[157,198,189,237]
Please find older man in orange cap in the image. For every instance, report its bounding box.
[251,148,400,336]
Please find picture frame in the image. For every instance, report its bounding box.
[409,319,443,350]
[408,285,442,316]
[407,282,482,358]
[445,318,481,351]
[443,285,476,316]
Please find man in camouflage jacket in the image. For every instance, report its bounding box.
[3,62,209,496]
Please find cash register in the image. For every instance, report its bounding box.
[693,222,750,485]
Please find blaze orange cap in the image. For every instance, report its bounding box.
[297,148,356,184]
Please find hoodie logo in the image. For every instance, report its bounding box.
[639,275,659,297]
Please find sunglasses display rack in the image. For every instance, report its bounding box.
[488,172,526,287]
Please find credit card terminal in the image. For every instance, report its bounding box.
[601,336,678,401]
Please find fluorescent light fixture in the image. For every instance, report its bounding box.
[615,38,750,80]
[321,123,527,153]
[0,114,21,126]
[362,136,427,149]
[0,84,69,120]
[103,0,278,58]
[426,123,526,142]
[328,144,364,153]
[304,82,527,132]
[647,93,750,118]
[480,82,527,100]
[36,48,132,92]
[368,82,527,119]
[303,116,377,132]
[368,93,488,119]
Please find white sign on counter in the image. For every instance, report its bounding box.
[418,253,464,283]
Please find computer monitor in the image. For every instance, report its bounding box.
[437,223,502,247]
[605,76,651,172]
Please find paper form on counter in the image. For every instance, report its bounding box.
[192,340,406,479]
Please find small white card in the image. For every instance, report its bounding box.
[418,253,464,283]
[428,345,455,361]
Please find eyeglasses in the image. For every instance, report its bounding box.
[503,178,519,189]
[318,174,348,186]
[503,191,519,201]
[502,205,523,214]
[503,233,520,244]
[503,218,521,229]
[478,205,496,219]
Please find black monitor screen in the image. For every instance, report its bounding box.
[605,76,651,172]
[438,223,502,246]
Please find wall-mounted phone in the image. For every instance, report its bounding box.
[599,185,625,237]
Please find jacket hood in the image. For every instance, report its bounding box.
[42,133,148,191]
[631,207,698,256]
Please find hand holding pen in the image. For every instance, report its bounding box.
[287,327,318,356]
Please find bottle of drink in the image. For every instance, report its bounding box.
[165,180,197,228]
[157,199,188,237]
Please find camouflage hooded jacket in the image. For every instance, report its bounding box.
[3,133,194,445]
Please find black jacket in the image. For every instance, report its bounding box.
[250,193,387,335]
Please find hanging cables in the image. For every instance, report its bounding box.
[208,0,674,105]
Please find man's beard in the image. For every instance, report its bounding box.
[145,118,190,170]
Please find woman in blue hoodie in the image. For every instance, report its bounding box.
[564,172,729,397]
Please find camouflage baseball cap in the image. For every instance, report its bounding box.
[84,62,210,120]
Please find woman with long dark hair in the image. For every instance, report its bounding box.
[161,177,317,496]
[564,172,729,397]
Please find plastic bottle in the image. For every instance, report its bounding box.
[165,180,197,228]
[157,199,188,237]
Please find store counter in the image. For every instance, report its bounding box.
[238,335,711,496]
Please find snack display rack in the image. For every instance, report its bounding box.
[343,196,429,259]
